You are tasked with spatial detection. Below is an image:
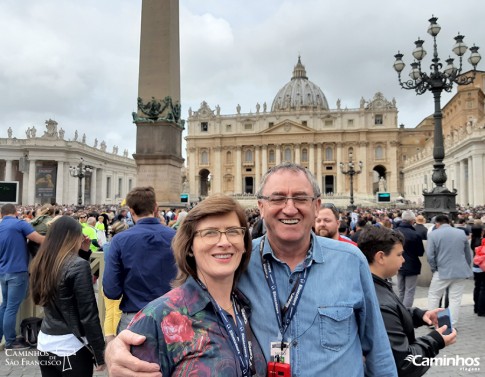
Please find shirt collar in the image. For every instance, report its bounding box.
[184,276,212,316]
[261,232,323,266]
[372,273,393,290]
[183,276,251,317]
[134,217,160,224]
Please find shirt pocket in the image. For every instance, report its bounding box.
[318,306,354,351]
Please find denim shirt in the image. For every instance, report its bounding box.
[238,233,397,377]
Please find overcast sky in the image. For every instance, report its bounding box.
[1,0,484,159]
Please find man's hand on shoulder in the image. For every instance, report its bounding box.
[105,329,162,377]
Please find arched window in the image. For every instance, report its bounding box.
[284,148,292,162]
[325,147,333,161]
[245,149,253,162]
[375,145,384,160]
[269,149,275,163]
[226,151,232,164]
[301,148,308,162]
[200,150,209,165]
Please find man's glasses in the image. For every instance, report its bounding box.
[79,215,87,219]
[257,195,317,208]
[195,227,246,245]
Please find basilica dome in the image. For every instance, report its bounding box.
[271,57,329,112]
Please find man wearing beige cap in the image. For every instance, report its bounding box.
[414,214,428,241]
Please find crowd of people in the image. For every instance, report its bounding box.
[0,161,484,376]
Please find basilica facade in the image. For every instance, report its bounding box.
[0,120,137,206]
[185,57,431,207]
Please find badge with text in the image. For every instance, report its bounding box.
[270,341,290,364]
[268,342,291,377]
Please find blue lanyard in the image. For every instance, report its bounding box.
[195,279,255,376]
[259,236,311,340]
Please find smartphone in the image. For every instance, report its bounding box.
[267,362,291,377]
[437,308,453,335]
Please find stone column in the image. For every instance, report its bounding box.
[308,143,315,174]
[459,159,467,205]
[468,156,474,206]
[188,147,197,198]
[471,154,484,205]
[255,146,261,192]
[294,144,300,164]
[389,141,399,194]
[235,146,242,194]
[99,169,107,203]
[358,142,368,195]
[336,143,344,194]
[261,145,268,175]
[90,167,97,205]
[56,161,64,205]
[5,159,12,181]
[316,143,322,192]
[28,160,36,205]
[213,147,222,194]
[275,144,281,165]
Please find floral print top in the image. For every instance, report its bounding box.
[128,276,267,376]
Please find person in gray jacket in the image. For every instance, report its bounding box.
[427,214,473,327]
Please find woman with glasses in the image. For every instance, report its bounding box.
[127,194,266,376]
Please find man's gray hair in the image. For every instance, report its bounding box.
[401,210,416,222]
[256,162,321,198]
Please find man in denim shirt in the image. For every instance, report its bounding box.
[105,163,397,376]
[237,163,396,376]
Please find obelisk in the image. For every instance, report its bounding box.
[132,0,184,206]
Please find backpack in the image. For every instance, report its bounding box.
[20,317,43,346]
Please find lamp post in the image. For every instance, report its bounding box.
[393,16,481,220]
[69,158,93,206]
[340,152,363,211]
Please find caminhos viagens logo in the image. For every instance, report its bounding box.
[405,354,480,372]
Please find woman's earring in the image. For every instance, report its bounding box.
[188,252,194,257]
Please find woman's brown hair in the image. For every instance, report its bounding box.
[29,216,83,306]
[171,194,252,288]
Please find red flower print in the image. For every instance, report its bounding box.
[128,311,146,328]
[162,311,195,344]
[168,288,185,306]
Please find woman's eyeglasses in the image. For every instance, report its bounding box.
[195,227,246,245]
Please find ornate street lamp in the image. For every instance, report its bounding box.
[393,16,481,220]
[340,152,363,211]
[69,157,93,206]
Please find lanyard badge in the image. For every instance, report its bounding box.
[259,236,311,373]
[195,278,255,376]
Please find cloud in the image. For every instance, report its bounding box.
[1,0,484,157]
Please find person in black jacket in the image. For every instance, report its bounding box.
[29,216,105,376]
[413,215,428,241]
[358,226,456,377]
[396,210,425,308]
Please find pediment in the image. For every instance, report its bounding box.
[260,120,313,134]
